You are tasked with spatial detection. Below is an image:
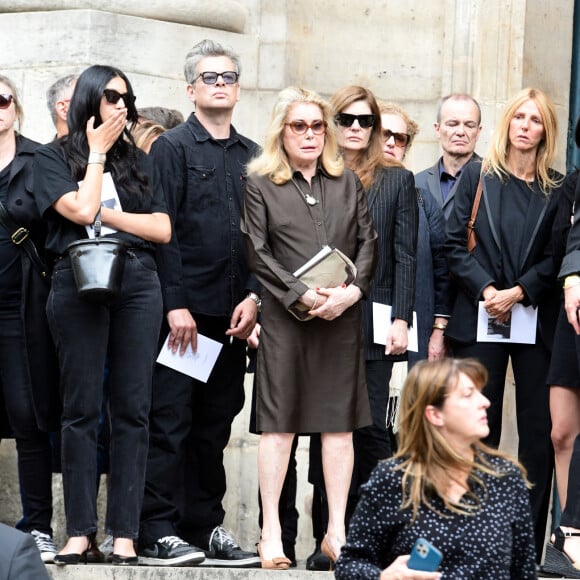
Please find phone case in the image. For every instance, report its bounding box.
[408,538,443,572]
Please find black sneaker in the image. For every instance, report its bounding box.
[138,535,205,566]
[30,530,57,563]
[199,526,261,568]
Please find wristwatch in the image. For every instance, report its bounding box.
[246,291,262,311]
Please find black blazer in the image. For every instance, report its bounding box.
[560,171,580,278]
[362,166,418,360]
[444,161,562,348]
[0,135,60,437]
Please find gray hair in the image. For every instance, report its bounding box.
[46,74,77,125]
[436,93,481,125]
[183,39,241,85]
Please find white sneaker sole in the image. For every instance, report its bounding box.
[200,556,262,568]
[138,551,205,567]
[40,552,56,564]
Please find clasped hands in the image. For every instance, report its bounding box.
[299,285,361,321]
[481,284,524,324]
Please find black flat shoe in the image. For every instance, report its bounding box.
[542,527,580,579]
[111,553,139,566]
[53,551,88,566]
[53,533,98,566]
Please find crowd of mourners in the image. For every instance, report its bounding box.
[3,37,580,579]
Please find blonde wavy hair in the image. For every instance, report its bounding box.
[130,119,166,153]
[330,86,400,190]
[246,87,343,184]
[395,358,529,520]
[485,87,560,194]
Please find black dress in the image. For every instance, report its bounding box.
[547,170,580,388]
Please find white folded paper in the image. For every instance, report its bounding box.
[372,302,418,352]
[156,333,223,383]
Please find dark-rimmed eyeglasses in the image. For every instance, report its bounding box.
[103,89,136,106]
[285,120,327,135]
[383,129,410,148]
[194,71,239,85]
[335,113,376,129]
[0,94,14,109]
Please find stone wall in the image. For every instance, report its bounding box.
[0,0,571,559]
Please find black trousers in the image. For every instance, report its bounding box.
[352,360,395,486]
[48,252,162,538]
[452,340,553,560]
[140,314,246,546]
[0,309,53,535]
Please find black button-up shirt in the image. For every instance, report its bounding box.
[151,113,260,317]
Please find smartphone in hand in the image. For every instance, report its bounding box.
[408,538,442,572]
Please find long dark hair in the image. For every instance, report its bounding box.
[62,64,150,198]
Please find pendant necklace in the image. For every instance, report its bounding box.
[291,178,319,206]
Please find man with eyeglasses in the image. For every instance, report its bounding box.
[138,39,261,568]
[415,93,482,220]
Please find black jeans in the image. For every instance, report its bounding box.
[0,309,53,535]
[140,314,246,546]
[452,340,553,560]
[47,250,162,538]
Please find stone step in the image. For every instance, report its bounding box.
[46,564,333,579]
[42,563,571,579]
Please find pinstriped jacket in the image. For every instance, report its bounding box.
[362,166,419,361]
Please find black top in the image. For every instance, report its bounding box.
[552,170,576,270]
[0,161,21,307]
[33,141,167,255]
[149,112,260,316]
[335,454,536,579]
[499,175,538,288]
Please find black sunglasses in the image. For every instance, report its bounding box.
[195,71,239,85]
[383,129,410,148]
[0,94,14,109]
[103,89,136,106]
[335,113,377,129]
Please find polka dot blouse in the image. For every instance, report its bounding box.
[335,452,536,579]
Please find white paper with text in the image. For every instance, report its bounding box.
[156,333,223,383]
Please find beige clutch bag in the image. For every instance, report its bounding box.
[288,245,357,321]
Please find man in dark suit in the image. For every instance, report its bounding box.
[0,524,50,580]
[415,94,482,220]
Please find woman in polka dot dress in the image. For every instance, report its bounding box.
[335,358,536,579]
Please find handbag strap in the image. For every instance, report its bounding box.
[0,200,49,277]
[468,173,484,232]
[93,207,102,238]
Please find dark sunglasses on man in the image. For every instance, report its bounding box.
[335,113,377,129]
[194,71,239,85]
[0,94,14,109]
